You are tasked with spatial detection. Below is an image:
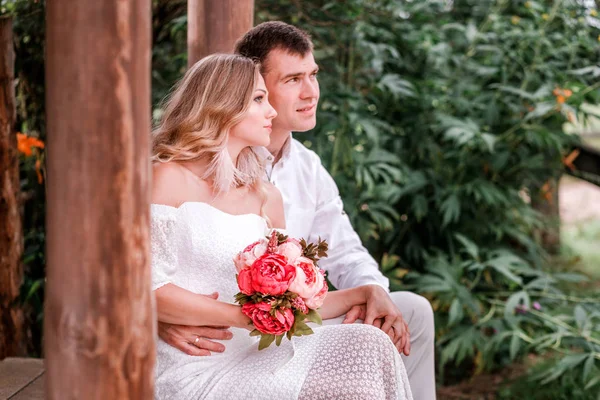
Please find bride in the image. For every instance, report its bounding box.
[150,53,413,400]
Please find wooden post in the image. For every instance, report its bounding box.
[45,1,154,398]
[188,0,254,67]
[0,16,25,360]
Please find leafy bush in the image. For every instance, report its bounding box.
[257,0,600,388]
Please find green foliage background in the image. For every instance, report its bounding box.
[6,0,600,395]
[249,0,600,391]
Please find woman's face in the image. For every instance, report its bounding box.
[230,74,278,148]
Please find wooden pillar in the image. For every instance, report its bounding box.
[45,1,154,398]
[0,16,25,360]
[188,0,254,67]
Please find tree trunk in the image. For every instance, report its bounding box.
[188,0,254,67]
[0,16,25,360]
[44,1,154,398]
[532,178,561,254]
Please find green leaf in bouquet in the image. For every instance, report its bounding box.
[316,236,329,258]
[249,329,262,337]
[258,334,275,350]
[234,292,251,305]
[275,334,284,346]
[306,309,323,325]
[294,320,315,337]
[270,231,289,245]
[250,293,268,303]
[287,312,302,338]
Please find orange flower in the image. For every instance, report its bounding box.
[17,133,32,156]
[35,158,43,184]
[16,132,45,157]
[553,87,572,104]
[562,149,580,171]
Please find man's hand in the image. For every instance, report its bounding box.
[345,287,411,356]
[157,292,233,356]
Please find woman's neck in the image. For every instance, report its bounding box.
[267,129,291,163]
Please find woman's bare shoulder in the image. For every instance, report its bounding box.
[151,162,193,207]
[263,182,285,230]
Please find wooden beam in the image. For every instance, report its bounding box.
[45,1,154,398]
[188,0,254,67]
[0,15,25,360]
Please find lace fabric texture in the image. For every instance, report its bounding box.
[151,202,413,400]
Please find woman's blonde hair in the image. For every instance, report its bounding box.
[151,54,265,194]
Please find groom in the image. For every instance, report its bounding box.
[159,21,436,399]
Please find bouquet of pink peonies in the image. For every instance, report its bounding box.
[233,231,329,350]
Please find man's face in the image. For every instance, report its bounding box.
[262,48,320,134]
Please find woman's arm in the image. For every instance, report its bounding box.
[318,286,370,320]
[155,284,251,329]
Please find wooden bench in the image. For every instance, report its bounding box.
[0,358,45,400]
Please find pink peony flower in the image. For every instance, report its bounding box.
[291,296,309,314]
[288,256,324,300]
[242,302,294,335]
[250,253,296,295]
[276,239,303,265]
[237,268,254,295]
[233,239,268,272]
[305,276,328,309]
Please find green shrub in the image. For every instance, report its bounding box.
[257,0,600,387]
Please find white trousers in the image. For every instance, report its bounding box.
[322,291,436,400]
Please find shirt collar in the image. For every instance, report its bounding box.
[253,133,294,166]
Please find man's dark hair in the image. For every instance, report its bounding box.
[234,21,313,71]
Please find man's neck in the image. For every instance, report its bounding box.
[266,129,291,163]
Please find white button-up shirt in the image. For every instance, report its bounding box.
[255,135,390,291]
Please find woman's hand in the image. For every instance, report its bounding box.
[158,322,233,356]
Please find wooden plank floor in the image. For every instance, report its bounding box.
[0,358,45,400]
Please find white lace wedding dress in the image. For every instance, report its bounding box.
[151,202,413,400]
